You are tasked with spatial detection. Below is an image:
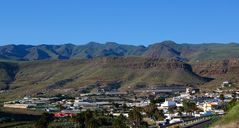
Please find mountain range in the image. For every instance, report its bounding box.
[0,40,239,99]
[1,40,239,62]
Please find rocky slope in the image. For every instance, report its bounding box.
[192,59,239,89]
[143,42,182,60]
[0,57,210,98]
[1,41,239,97]
[0,62,18,90]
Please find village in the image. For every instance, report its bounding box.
[3,81,239,127]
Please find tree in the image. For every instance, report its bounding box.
[154,109,164,121]
[72,113,86,128]
[112,115,128,128]
[150,97,165,104]
[144,103,157,118]
[232,92,237,100]
[35,113,53,128]
[71,110,94,128]
[93,110,104,117]
[84,110,93,121]
[177,107,184,116]
[144,103,164,120]
[56,104,64,111]
[219,94,225,102]
[182,100,197,115]
[168,107,175,114]
[140,121,148,128]
[86,118,98,128]
[79,109,96,128]
[112,102,120,109]
[225,99,238,111]
[128,107,143,128]
[122,103,128,111]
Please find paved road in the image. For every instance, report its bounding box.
[184,119,212,128]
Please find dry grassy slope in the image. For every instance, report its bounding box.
[1,57,209,98]
[191,59,239,90]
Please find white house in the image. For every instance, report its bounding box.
[160,101,176,108]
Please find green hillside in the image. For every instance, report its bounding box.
[180,43,239,62]
[212,103,239,128]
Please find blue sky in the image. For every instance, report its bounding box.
[0,0,238,46]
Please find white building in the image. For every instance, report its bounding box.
[160,101,176,108]
[126,100,150,107]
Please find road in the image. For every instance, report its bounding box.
[184,119,212,128]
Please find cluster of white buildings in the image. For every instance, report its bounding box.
[3,86,238,126]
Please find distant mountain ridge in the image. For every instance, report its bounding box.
[1,41,239,61]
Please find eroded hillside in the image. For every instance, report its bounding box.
[192,59,239,90]
[0,57,210,98]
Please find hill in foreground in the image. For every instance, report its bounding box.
[212,103,239,128]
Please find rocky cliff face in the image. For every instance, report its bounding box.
[95,57,192,70]
[192,59,239,89]
[192,59,239,77]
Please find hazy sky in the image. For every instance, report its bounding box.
[0,0,238,45]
